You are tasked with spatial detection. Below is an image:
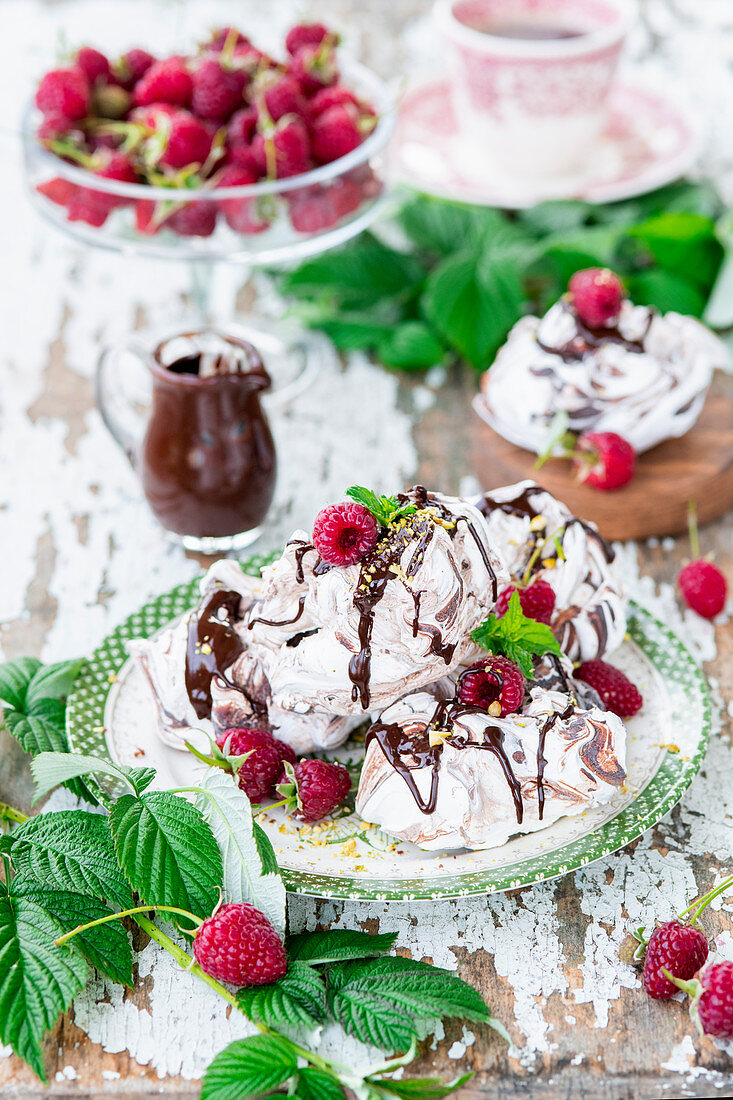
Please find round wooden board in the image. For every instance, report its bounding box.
[471,383,733,541]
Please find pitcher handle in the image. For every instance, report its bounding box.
[95,339,151,467]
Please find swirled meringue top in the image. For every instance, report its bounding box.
[476,297,726,454]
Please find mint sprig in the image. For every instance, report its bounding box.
[346,485,417,526]
[471,589,562,679]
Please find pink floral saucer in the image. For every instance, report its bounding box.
[392,77,700,208]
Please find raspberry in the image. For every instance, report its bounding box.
[495,580,556,625]
[133,56,192,108]
[695,962,733,1037]
[310,85,360,116]
[36,67,90,122]
[67,191,109,227]
[193,902,287,987]
[227,107,257,147]
[289,43,339,96]
[206,27,251,53]
[75,47,111,86]
[115,48,155,89]
[37,112,73,141]
[226,144,260,176]
[326,177,363,218]
[66,150,138,225]
[281,760,351,822]
[312,501,378,565]
[37,177,77,206]
[158,110,213,170]
[312,103,363,163]
[568,267,624,327]
[256,72,306,124]
[217,166,270,235]
[575,659,643,718]
[679,560,727,619]
[135,199,160,235]
[274,739,297,769]
[168,201,218,238]
[289,186,339,234]
[574,430,636,491]
[457,656,525,717]
[285,22,336,56]
[642,921,709,1000]
[252,116,311,179]
[216,727,282,802]
[191,54,248,121]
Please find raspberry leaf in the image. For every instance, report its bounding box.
[109,791,223,918]
[471,590,562,679]
[0,886,89,1081]
[193,768,286,936]
[237,961,327,1028]
[332,987,418,1052]
[296,1067,346,1100]
[346,486,416,526]
[365,1073,473,1098]
[31,750,154,802]
[200,1033,298,1100]
[0,657,42,710]
[288,928,398,966]
[5,810,132,909]
[24,659,83,708]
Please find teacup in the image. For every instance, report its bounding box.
[434,0,634,179]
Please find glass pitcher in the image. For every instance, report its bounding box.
[97,329,278,554]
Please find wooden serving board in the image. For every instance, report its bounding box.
[471,383,733,541]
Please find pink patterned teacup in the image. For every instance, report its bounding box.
[434,0,634,179]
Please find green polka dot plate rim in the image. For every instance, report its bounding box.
[66,559,712,901]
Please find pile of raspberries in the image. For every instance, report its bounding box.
[33,23,380,237]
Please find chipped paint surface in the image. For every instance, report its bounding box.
[1,0,733,1092]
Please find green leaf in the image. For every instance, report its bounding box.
[31,751,151,803]
[238,961,327,1029]
[194,769,286,936]
[0,889,89,1080]
[0,658,42,711]
[200,1034,298,1100]
[296,1067,346,1100]
[7,811,132,909]
[345,487,417,526]
[3,699,100,806]
[332,986,418,1052]
[378,322,444,370]
[316,312,398,351]
[109,791,223,917]
[519,199,594,236]
[625,270,706,317]
[625,212,723,291]
[11,876,133,986]
[288,928,398,966]
[399,196,509,257]
[281,233,426,308]
[25,659,83,707]
[471,590,562,678]
[368,1073,473,1098]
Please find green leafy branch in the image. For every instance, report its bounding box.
[471,590,562,679]
[346,485,417,526]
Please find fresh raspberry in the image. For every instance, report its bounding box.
[227,106,258,147]
[130,101,177,129]
[66,150,138,224]
[217,166,270,235]
[75,47,111,86]
[225,144,260,176]
[642,921,709,1000]
[495,580,556,625]
[289,186,339,234]
[215,728,280,800]
[311,103,364,163]
[234,44,276,78]
[252,116,311,179]
[37,112,73,141]
[169,202,217,237]
[66,190,109,227]
[326,177,363,218]
[568,267,624,328]
[205,27,251,53]
[135,198,160,235]
[37,177,77,206]
[575,659,643,718]
[115,48,155,89]
[573,431,636,491]
[191,54,248,121]
[312,501,378,565]
[282,759,351,822]
[289,43,339,96]
[36,67,90,122]
[256,72,306,124]
[285,22,336,56]
[133,56,192,108]
[157,110,213,170]
[694,961,733,1037]
[310,84,360,116]
[193,902,287,987]
[679,560,727,619]
[457,656,525,717]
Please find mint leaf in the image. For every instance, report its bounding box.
[296,1067,346,1100]
[471,590,561,679]
[378,322,444,371]
[368,1073,473,1098]
[0,887,89,1080]
[31,750,153,802]
[200,1034,298,1100]
[11,876,133,986]
[346,487,416,526]
[288,929,398,966]
[110,791,223,918]
[25,659,83,707]
[238,961,327,1029]
[6,810,132,909]
[194,769,286,936]
[0,657,42,711]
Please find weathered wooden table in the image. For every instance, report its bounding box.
[2,0,733,1096]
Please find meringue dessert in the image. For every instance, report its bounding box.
[129,482,633,851]
[475,274,727,455]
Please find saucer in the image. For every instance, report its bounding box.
[392,77,700,208]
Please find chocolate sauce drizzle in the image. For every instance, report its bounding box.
[536,703,574,820]
[536,301,655,363]
[184,589,245,719]
[289,541,333,584]
[247,596,305,631]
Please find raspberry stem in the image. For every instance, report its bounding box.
[0,802,29,825]
[679,873,733,926]
[54,903,204,946]
[687,499,701,561]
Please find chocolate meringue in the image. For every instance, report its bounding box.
[475,297,726,454]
